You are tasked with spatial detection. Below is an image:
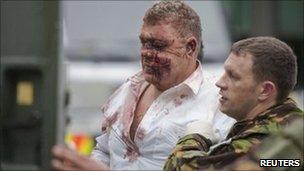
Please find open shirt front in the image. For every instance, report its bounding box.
[91,62,235,170]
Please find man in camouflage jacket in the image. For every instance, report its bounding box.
[228,117,303,171]
[164,37,304,170]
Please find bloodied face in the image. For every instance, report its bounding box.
[139,22,194,90]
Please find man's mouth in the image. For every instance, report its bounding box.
[219,96,227,104]
[219,91,228,104]
[143,55,171,67]
[144,65,158,74]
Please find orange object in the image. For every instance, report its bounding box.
[65,133,94,155]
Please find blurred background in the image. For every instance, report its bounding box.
[1,1,303,170]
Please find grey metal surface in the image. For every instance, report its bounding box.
[1,1,65,170]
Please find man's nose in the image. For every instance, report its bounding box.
[141,49,159,61]
[141,48,154,56]
[215,74,227,89]
[141,47,148,55]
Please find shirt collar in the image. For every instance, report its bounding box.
[182,60,204,95]
[128,71,146,84]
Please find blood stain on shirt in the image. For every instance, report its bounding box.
[122,134,140,162]
[163,108,169,115]
[124,146,140,162]
[173,98,183,107]
[180,94,188,99]
[101,111,119,132]
[136,127,146,141]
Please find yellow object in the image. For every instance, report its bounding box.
[65,133,94,155]
[16,81,34,106]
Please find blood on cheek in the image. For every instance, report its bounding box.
[143,51,171,80]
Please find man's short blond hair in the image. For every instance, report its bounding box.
[143,0,202,56]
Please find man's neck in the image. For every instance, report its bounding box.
[243,99,277,121]
[154,60,197,91]
[148,84,163,99]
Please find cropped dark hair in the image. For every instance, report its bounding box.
[231,36,297,103]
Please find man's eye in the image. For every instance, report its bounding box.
[152,43,166,51]
[141,40,167,51]
[227,71,238,80]
[144,42,153,49]
[153,40,168,50]
[230,74,239,80]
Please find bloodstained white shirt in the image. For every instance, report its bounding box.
[91,63,235,170]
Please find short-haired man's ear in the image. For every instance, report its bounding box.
[186,37,197,58]
[258,81,277,101]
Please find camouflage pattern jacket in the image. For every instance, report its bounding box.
[164,98,303,170]
[225,118,304,171]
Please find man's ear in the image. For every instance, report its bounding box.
[185,37,197,58]
[258,81,277,101]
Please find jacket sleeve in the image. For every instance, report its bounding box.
[163,133,212,171]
